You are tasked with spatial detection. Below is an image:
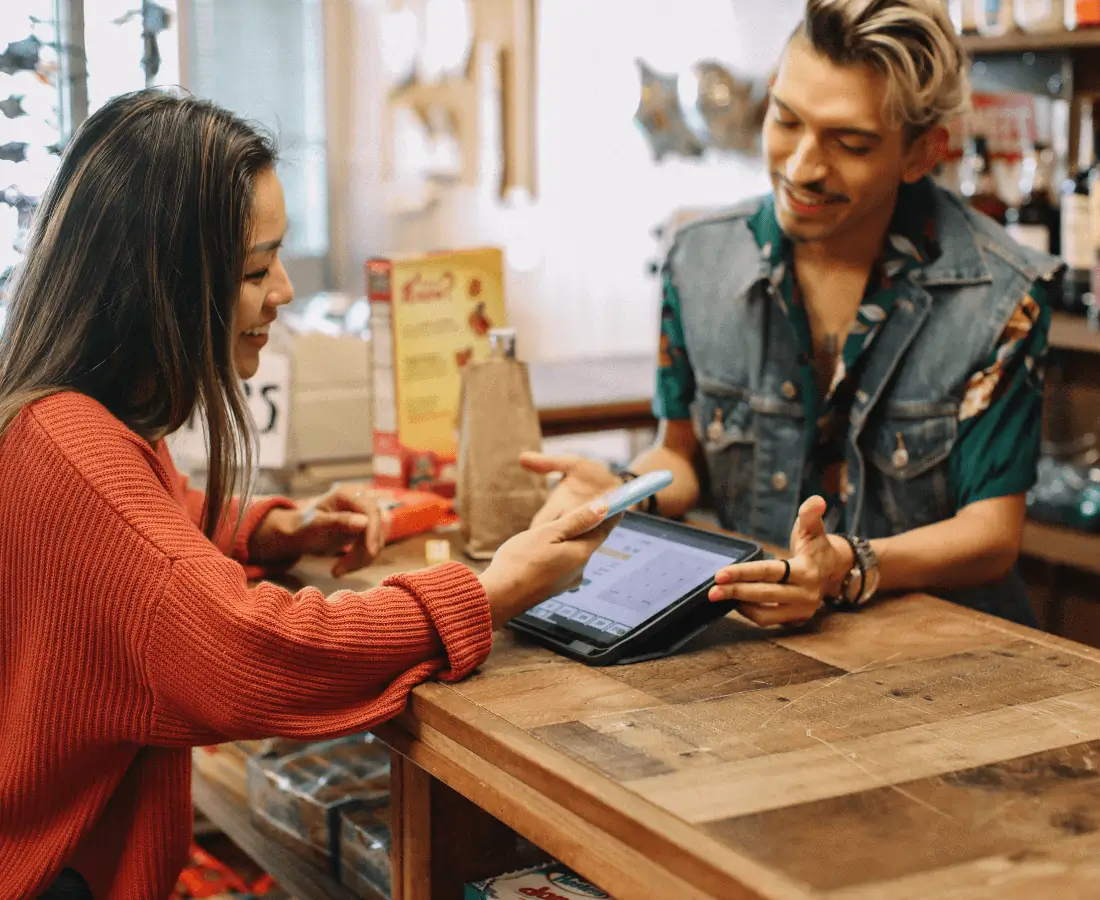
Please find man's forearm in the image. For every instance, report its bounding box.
[870,496,1025,595]
[627,420,700,518]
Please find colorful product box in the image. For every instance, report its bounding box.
[367,247,507,497]
[464,863,613,900]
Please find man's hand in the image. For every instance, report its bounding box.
[708,496,853,627]
[521,452,622,527]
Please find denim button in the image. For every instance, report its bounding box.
[781,381,797,400]
[771,471,788,491]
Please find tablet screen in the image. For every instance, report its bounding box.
[522,518,754,647]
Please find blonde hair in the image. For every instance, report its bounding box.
[800,0,971,137]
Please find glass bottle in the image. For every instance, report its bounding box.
[1007,142,1059,253]
[961,136,1008,224]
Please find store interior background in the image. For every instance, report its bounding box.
[6,0,1100,645]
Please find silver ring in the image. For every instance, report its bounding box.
[777,559,791,585]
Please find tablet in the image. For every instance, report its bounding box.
[508,512,762,666]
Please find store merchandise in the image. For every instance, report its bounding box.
[949,0,979,32]
[1072,0,1100,27]
[339,800,392,898]
[1062,101,1096,313]
[367,247,507,497]
[961,135,1008,223]
[1015,0,1065,31]
[1006,142,1059,253]
[247,734,391,873]
[1027,456,1100,530]
[976,0,1016,33]
[465,863,613,899]
[455,327,548,559]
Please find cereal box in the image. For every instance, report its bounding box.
[367,247,507,497]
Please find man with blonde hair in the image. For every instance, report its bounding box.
[528,0,1060,626]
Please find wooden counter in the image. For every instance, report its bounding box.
[249,532,1100,900]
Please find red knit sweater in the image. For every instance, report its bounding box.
[0,392,492,898]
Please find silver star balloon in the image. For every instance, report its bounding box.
[633,59,705,162]
[678,60,766,155]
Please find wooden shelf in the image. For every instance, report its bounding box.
[1049,312,1100,353]
[192,770,372,900]
[1022,519,1100,575]
[961,29,1100,55]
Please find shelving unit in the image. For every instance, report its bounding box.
[960,29,1100,55]
[192,770,375,900]
[1050,311,1100,353]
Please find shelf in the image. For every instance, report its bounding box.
[191,770,370,900]
[961,29,1100,55]
[1022,519,1100,576]
[1049,312,1100,354]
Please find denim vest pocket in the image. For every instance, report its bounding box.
[693,386,756,531]
[866,412,956,533]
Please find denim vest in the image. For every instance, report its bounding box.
[667,184,1060,624]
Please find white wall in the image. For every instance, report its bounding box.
[335,0,803,361]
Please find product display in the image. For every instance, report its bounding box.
[455,327,548,559]
[1027,456,1100,531]
[1015,0,1066,31]
[1062,101,1096,313]
[339,800,392,898]
[961,135,1008,224]
[465,863,613,900]
[247,734,391,874]
[367,247,508,497]
[1006,141,1059,253]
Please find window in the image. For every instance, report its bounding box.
[0,0,331,316]
[184,0,330,295]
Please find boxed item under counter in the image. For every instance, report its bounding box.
[246,733,391,873]
[464,862,614,899]
[338,798,392,898]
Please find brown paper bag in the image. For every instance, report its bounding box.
[455,331,548,559]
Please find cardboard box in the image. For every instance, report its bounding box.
[464,863,613,899]
[367,247,507,497]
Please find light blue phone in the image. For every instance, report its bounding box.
[599,470,674,520]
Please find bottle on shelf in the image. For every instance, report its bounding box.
[1069,0,1100,28]
[1015,0,1066,31]
[1062,100,1096,313]
[961,135,1009,224]
[977,0,1017,34]
[1007,142,1060,253]
[949,0,979,33]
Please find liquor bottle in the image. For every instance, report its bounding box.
[949,0,979,33]
[961,136,1008,224]
[977,0,1016,34]
[1015,0,1065,31]
[1007,142,1059,254]
[1062,101,1095,312]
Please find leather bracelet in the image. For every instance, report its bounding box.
[619,469,660,515]
[825,534,865,611]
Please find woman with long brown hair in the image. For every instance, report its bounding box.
[0,90,614,899]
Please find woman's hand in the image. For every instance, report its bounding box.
[250,486,387,577]
[708,496,854,627]
[521,452,622,527]
[479,499,620,629]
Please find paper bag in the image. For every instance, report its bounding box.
[455,336,548,559]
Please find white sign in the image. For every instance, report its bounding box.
[166,351,292,471]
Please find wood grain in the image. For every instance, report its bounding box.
[282,527,1100,899]
[710,740,1100,891]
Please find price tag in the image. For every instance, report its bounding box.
[165,351,292,471]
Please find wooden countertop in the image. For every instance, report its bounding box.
[285,532,1100,899]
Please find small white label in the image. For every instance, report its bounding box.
[167,351,292,471]
[1062,195,1092,269]
[1006,223,1051,253]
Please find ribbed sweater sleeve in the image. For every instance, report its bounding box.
[146,556,490,746]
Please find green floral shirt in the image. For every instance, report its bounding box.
[654,179,1050,530]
